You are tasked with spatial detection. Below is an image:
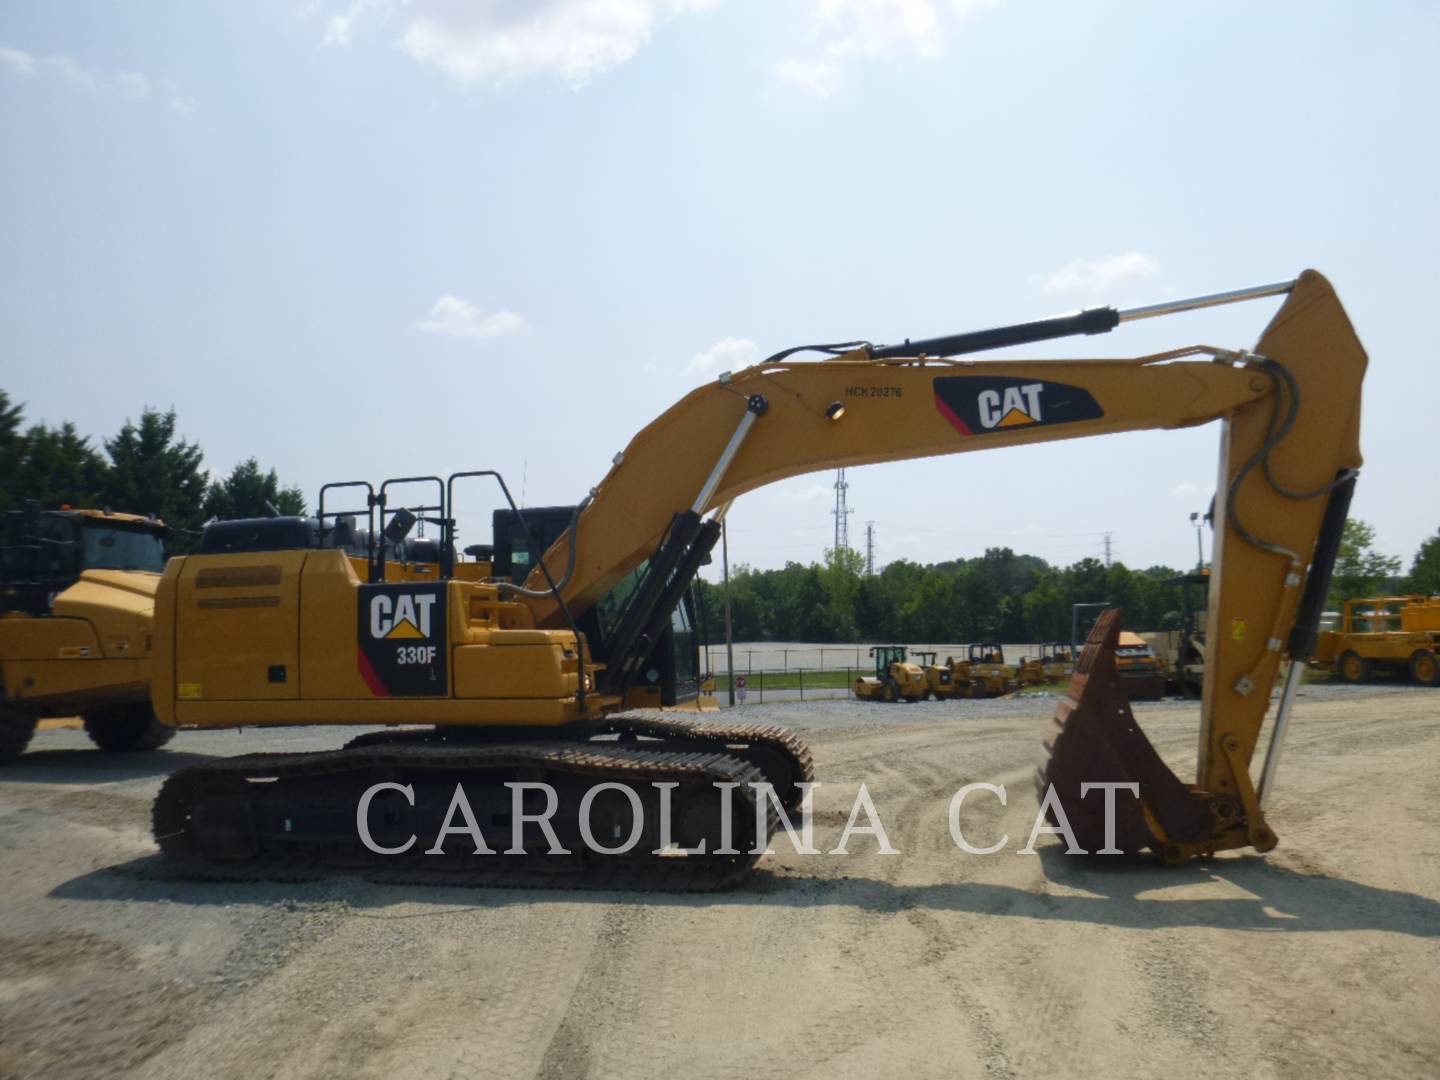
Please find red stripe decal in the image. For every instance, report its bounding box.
[934,394,973,435]
[356,647,390,697]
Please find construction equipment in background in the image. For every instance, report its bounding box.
[1014,651,1046,687]
[1014,642,1076,687]
[854,645,929,702]
[911,650,961,699]
[0,506,174,760]
[148,270,1366,879]
[1144,572,1209,696]
[1114,631,1167,700]
[964,642,1017,697]
[1311,595,1440,685]
[1037,642,1076,683]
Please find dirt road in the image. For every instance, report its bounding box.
[2,686,1438,1079]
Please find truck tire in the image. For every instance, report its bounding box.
[1338,651,1371,684]
[1409,650,1440,687]
[83,704,175,753]
[0,706,39,763]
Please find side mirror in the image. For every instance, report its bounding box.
[383,508,417,546]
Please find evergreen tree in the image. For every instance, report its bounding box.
[0,391,27,511]
[11,422,107,508]
[202,458,307,521]
[101,409,208,535]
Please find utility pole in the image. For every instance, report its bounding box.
[864,521,876,576]
[1102,531,1113,568]
[722,515,735,707]
[831,468,853,553]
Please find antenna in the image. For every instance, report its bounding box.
[865,520,876,575]
[831,468,853,553]
[1102,531,1113,568]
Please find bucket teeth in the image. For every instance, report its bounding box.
[1036,609,1213,855]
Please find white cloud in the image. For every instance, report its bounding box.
[1033,252,1160,298]
[45,53,98,88]
[322,0,372,47]
[417,296,524,341]
[0,46,35,76]
[391,0,719,86]
[818,0,943,60]
[686,336,759,375]
[0,46,190,112]
[775,0,1002,95]
[774,59,839,97]
[116,71,151,98]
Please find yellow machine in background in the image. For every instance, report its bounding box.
[1312,595,1440,685]
[1143,572,1208,697]
[853,645,928,702]
[912,650,961,699]
[1014,652,1046,687]
[1037,642,1075,683]
[1114,631,1167,700]
[0,507,174,760]
[963,642,1016,697]
[147,271,1368,880]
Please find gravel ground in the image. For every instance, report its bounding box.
[2,685,1438,1079]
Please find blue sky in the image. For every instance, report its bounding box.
[1,1,1435,576]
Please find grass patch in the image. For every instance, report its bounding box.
[723,669,857,691]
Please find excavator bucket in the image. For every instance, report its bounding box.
[1037,609,1214,856]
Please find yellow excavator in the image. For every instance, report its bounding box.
[1,506,174,759]
[148,270,1365,882]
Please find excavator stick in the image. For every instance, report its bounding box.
[1038,610,1220,859]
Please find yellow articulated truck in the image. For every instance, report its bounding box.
[0,506,174,760]
[1311,595,1440,685]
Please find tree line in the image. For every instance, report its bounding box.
[5,385,1438,622]
[1,389,304,547]
[695,519,1440,646]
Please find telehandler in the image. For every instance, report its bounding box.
[0,506,175,759]
[147,270,1366,882]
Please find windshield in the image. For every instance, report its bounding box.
[81,525,166,572]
